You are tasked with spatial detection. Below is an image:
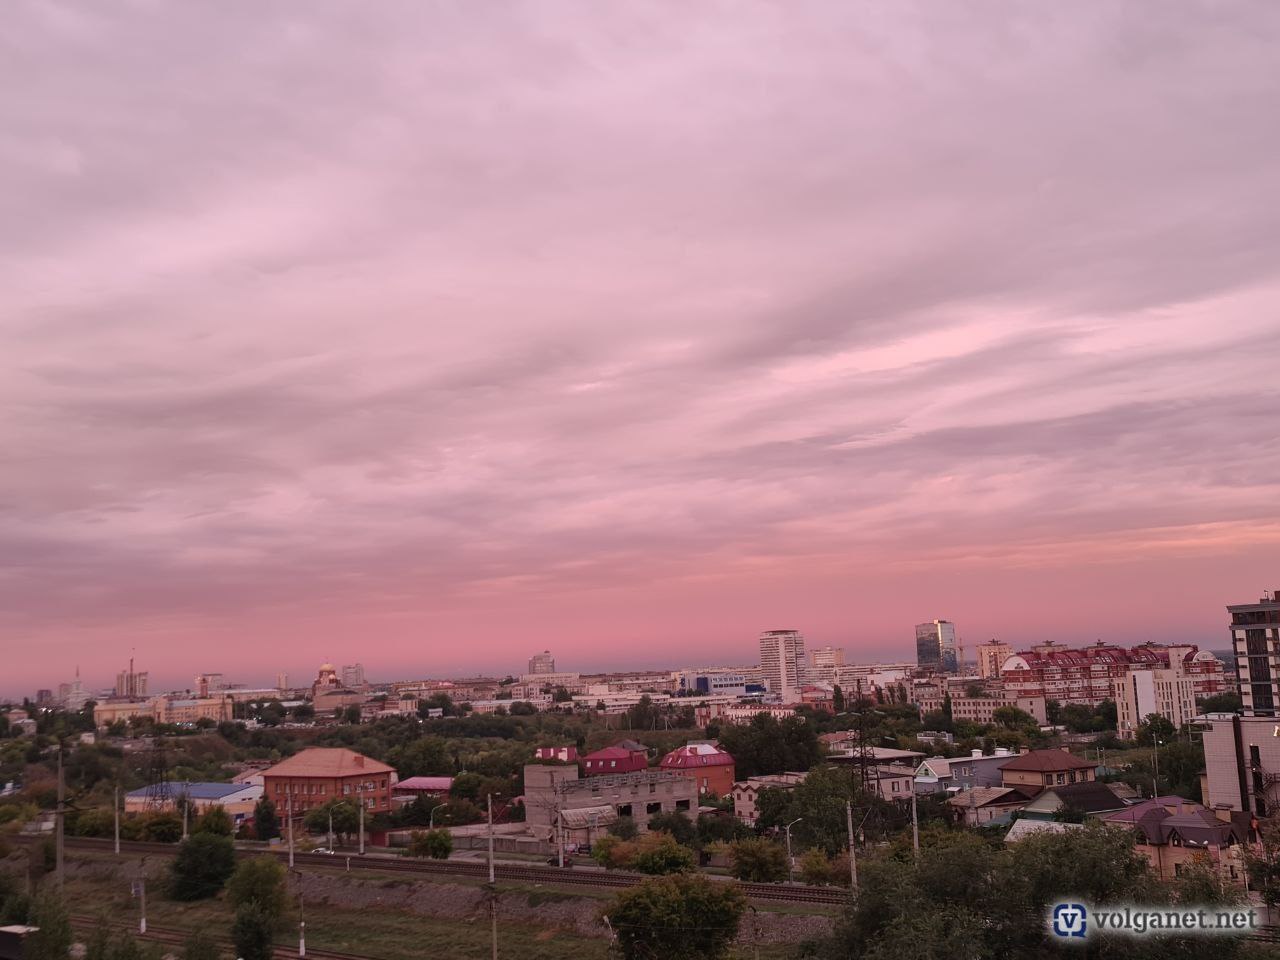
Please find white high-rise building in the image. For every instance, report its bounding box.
[528,651,556,675]
[341,663,367,690]
[759,630,806,703]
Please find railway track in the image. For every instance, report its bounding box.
[53,836,850,905]
[69,914,368,960]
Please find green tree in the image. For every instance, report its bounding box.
[1135,714,1178,747]
[24,891,72,960]
[630,832,696,875]
[608,816,639,840]
[253,796,279,842]
[728,838,789,883]
[194,804,233,837]
[225,855,288,920]
[170,833,236,900]
[406,829,453,860]
[303,799,358,842]
[717,713,821,779]
[798,847,835,885]
[602,873,746,960]
[142,812,183,843]
[1199,692,1242,713]
[646,811,698,848]
[231,903,274,960]
[832,685,846,714]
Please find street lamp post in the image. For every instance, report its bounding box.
[430,803,452,830]
[1154,739,1164,800]
[784,818,803,882]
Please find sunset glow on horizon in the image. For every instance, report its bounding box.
[4,3,1280,695]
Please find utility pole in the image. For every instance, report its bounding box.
[358,797,365,856]
[328,808,334,850]
[1154,739,1162,800]
[292,868,306,958]
[487,794,495,883]
[288,790,295,868]
[845,802,858,894]
[114,782,121,855]
[910,788,920,860]
[132,877,147,934]
[55,744,65,890]
[182,782,190,839]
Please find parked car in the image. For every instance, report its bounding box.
[546,855,575,867]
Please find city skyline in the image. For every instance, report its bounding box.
[4,4,1280,694]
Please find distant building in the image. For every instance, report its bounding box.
[659,742,736,796]
[312,663,340,699]
[114,660,148,699]
[1230,589,1280,716]
[1113,652,1198,739]
[261,747,395,819]
[1002,642,1225,706]
[341,663,367,691]
[915,621,958,673]
[194,673,225,697]
[975,641,1012,679]
[35,690,53,707]
[758,630,806,702]
[528,651,557,675]
[915,690,1048,726]
[581,740,649,776]
[276,673,289,692]
[808,646,845,680]
[1197,713,1280,815]
[675,670,751,697]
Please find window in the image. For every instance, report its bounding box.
[649,783,656,794]
[675,799,691,811]
[1056,774,1066,785]
[646,802,662,815]
[617,804,632,817]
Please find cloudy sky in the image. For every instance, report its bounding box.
[4,1,1279,695]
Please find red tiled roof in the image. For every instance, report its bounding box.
[660,743,735,769]
[261,748,394,779]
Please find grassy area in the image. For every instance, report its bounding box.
[53,852,808,960]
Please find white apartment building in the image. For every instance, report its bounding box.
[341,663,366,690]
[1113,665,1197,739]
[528,650,557,675]
[808,646,845,680]
[759,629,806,703]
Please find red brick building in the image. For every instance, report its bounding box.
[1001,642,1225,706]
[659,742,736,796]
[581,740,649,776]
[261,747,395,818]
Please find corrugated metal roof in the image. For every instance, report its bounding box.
[261,748,394,779]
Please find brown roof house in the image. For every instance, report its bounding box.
[998,748,1097,794]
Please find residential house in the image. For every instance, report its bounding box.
[1016,781,1129,820]
[659,742,736,796]
[1100,798,1251,885]
[731,773,807,825]
[998,748,1097,793]
[947,786,1035,827]
[581,740,649,776]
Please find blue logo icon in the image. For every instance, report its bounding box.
[1051,903,1088,938]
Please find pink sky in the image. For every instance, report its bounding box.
[3,3,1280,697]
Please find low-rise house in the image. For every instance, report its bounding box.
[392,776,454,801]
[1004,819,1083,843]
[659,742,736,796]
[124,781,262,827]
[998,748,1097,793]
[1017,781,1129,820]
[731,772,807,825]
[948,786,1036,826]
[582,740,649,776]
[1101,798,1252,885]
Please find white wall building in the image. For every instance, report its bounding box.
[759,629,806,703]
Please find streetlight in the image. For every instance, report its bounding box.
[1153,738,1164,800]
[784,818,803,882]
[430,802,452,830]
